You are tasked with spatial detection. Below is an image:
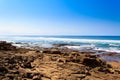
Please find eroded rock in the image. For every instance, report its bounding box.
[0,41,120,80]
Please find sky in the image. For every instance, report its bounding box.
[0,0,120,35]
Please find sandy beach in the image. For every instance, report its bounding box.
[0,41,120,80]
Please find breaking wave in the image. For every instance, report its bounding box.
[1,36,120,53]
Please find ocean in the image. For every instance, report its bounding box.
[1,35,120,53]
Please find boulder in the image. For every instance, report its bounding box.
[0,41,16,51]
[0,66,8,73]
[83,58,106,68]
[50,49,61,54]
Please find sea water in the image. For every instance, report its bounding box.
[0,35,120,53]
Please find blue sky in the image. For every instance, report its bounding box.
[0,0,120,35]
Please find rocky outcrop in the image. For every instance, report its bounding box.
[0,41,16,51]
[0,41,120,80]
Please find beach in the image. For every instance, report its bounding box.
[0,41,120,80]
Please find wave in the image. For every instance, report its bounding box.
[94,47,120,53]
[109,43,120,47]
[1,36,120,53]
[7,36,120,43]
[1,36,120,43]
[64,45,120,53]
[64,45,95,50]
[37,37,120,43]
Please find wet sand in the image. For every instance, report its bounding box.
[0,41,120,80]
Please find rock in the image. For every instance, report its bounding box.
[51,76,59,80]
[0,41,120,80]
[115,70,120,74]
[25,72,33,78]
[41,77,50,80]
[5,74,15,80]
[21,62,32,68]
[71,74,86,79]
[57,58,66,63]
[98,67,115,74]
[8,56,16,64]
[71,66,90,75]
[0,66,8,73]
[83,58,106,68]
[31,59,41,67]
[33,75,41,80]
[69,52,80,57]
[43,49,50,53]
[108,68,115,74]
[50,49,61,54]
[9,70,19,74]
[43,56,51,62]
[1,77,9,80]
[100,52,119,56]
[0,41,16,51]
[53,44,79,47]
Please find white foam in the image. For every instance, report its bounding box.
[2,36,120,44]
[109,43,120,47]
[36,37,120,44]
[94,47,120,53]
[64,45,120,53]
[12,44,22,47]
[64,46,81,49]
[40,44,53,48]
[1,36,120,53]
[64,44,95,51]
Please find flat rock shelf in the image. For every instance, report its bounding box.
[0,41,120,80]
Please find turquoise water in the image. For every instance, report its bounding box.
[1,35,120,53]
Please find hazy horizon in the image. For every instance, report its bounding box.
[0,0,120,35]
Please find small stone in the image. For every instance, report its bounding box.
[51,76,59,80]
[50,49,61,54]
[0,67,8,73]
[33,75,41,80]
[108,68,115,74]
[2,77,9,80]
[115,70,120,74]
[41,77,50,80]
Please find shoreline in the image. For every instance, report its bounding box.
[2,35,120,53]
[0,41,120,80]
[14,42,120,62]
